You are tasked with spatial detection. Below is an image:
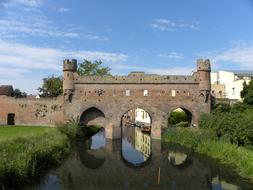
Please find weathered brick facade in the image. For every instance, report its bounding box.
[0,96,63,126]
[63,59,211,140]
[0,59,211,140]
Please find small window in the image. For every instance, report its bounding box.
[125,90,130,96]
[171,90,176,97]
[232,88,235,95]
[144,90,148,96]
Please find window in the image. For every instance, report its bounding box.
[171,90,176,97]
[125,90,130,96]
[144,90,148,96]
[232,88,235,95]
[219,91,222,98]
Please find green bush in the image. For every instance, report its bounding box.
[200,104,253,146]
[57,116,80,140]
[169,111,188,125]
[176,121,189,128]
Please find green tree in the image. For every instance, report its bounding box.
[241,80,253,105]
[77,59,111,76]
[38,60,111,97]
[38,76,63,97]
[12,89,27,98]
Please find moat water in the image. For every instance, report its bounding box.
[23,126,253,190]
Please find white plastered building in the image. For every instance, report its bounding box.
[211,71,253,101]
[135,108,151,125]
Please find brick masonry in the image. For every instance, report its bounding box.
[0,59,211,140]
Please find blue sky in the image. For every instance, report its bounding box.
[0,0,253,94]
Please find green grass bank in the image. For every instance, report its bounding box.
[163,128,253,181]
[0,126,71,189]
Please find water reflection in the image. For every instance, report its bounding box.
[122,127,151,167]
[77,127,106,169]
[168,151,188,166]
[23,129,253,190]
[121,108,152,166]
[212,176,241,190]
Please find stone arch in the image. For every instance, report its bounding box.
[80,104,108,119]
[80,107,106,127]
[120,107,152,167]
[167,105,194,128]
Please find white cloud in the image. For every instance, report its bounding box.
[57,7,70,13]
[198,43,253,70]
[0,10,79,39]
[157,52,184,59]
[0,40,128,93]
[0,40,128,70]
[214,44,253,69]
[0,6,109,41]
[151,19,199,31]
[2,0,43,8]
[83,34,109,41]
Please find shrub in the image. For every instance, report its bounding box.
[200,104,253,146]
[57,116,80,140]
[169,110,188,125]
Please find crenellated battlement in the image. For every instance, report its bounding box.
[197,59,211,72]
[76,74,197,84]
[63,59,77,72]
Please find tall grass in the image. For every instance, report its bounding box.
[0,128,70,189]
[163,128,253,181]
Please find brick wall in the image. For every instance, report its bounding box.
[0,96,63,126]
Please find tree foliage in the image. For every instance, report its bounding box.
[12,89,27,98]
[38,76,63,97]
[200,103,253,146]
[77,59,111,76]
[38,60,111,97]
[241,80,253,105]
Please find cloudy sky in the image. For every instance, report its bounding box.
[0,0,253,94]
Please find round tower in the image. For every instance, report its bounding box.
[63,59,77,93]
[197,59,211,91]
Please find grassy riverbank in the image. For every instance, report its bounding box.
[0,126,71,189]
[163,128,253,181]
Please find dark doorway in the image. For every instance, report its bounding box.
[7,113,15,125]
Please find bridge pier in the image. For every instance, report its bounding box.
[105,120,121,139]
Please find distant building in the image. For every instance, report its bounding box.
[135,108,151,125]
[211,71,253,102]
[0,85,13,96]
[134,127,151,161]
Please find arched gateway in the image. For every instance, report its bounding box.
[63,59,211,140]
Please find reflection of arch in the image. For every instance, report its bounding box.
[77,138,106,169]
[168,151,193,169]
[168,106,193,127]
[120,150,152,168]
[80,107,105,126]
[120,107,152,167]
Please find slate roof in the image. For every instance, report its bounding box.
[0,85,14,96]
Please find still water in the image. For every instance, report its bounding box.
[24,127,253,190]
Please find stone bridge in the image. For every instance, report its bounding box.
[63,59,211,140]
